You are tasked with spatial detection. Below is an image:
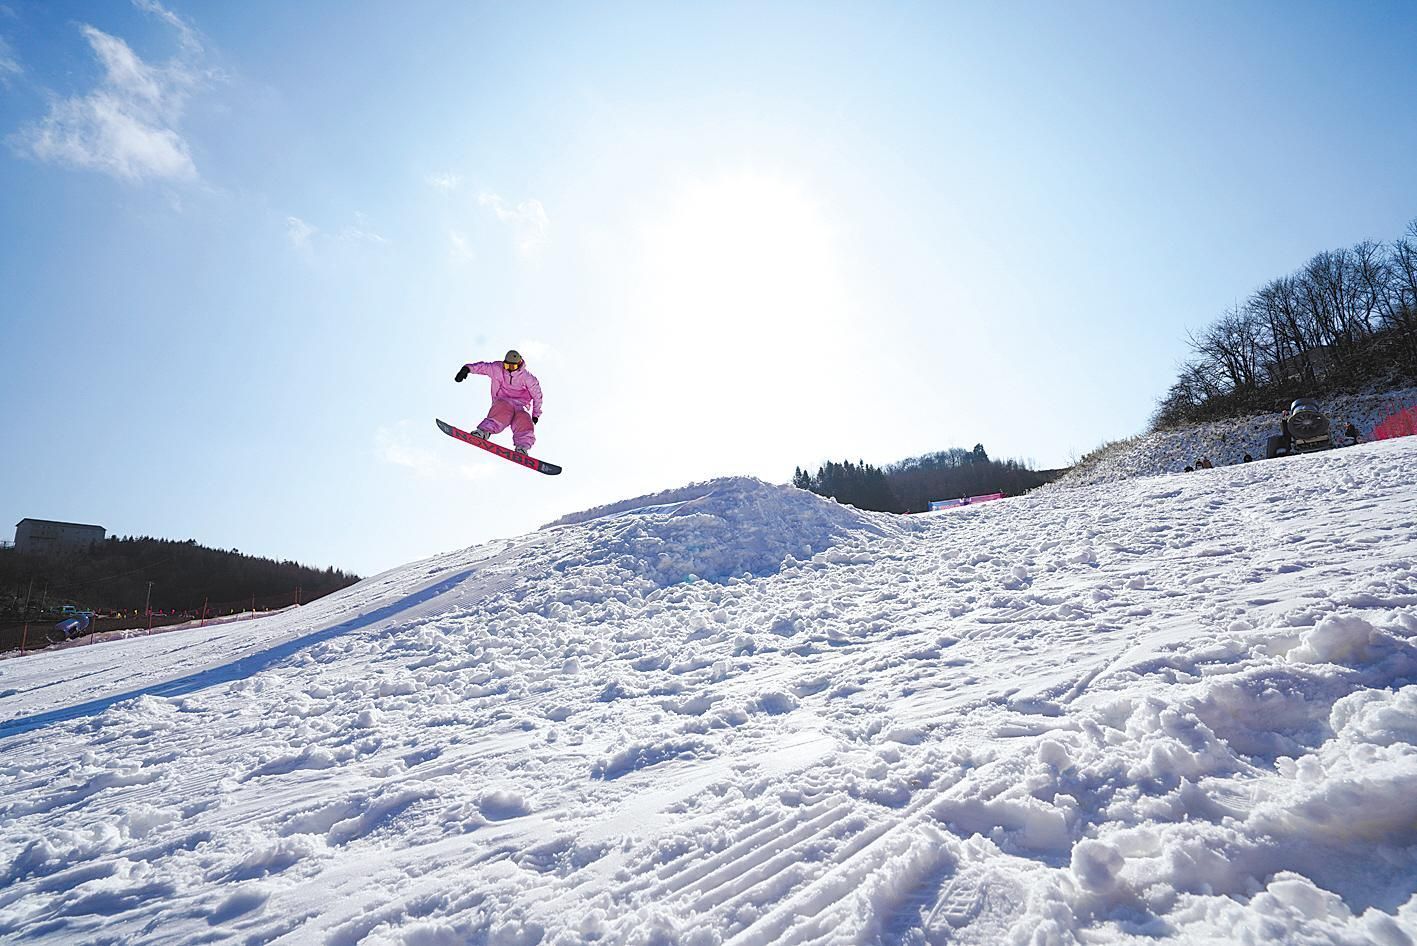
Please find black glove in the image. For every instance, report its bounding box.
[532,415,540,425]
[454,365,469,383]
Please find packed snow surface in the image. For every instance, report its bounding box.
[3,442,1417,945]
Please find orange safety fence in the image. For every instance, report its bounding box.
[0,585,321,656]
[1373,405,1417,441]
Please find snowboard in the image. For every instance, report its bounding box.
[436,419,562,475]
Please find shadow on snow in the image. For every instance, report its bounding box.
[0,566,480,741]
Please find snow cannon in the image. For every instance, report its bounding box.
[1287,398,1332,453]
[48,611,92,643]
[1266,397,1332,459]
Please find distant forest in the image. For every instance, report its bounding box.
[1153,218,1417,429]
[0,537,360,619]
[793,444,1063,514]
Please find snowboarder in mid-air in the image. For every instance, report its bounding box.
[440,348,558,474]
[454,350,543,455]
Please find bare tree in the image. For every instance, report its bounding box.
[1151,375,1205,428]
[1391,226,1417,333]
[1349,240,1386,337]
[1299,252,1342,349]
[1151,220,1417,431]
[1384,221,1417,367]
[1251,276,1315,384]
[1188,307,1265,394]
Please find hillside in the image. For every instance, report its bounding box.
[0,536,360,620]
[1063,386,1417,487]
[2,442,1417,944]
[793,448,1061,515]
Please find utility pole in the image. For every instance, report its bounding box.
[144,581,154,617]
[23,578,33,612]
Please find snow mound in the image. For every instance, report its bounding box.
[542,476,897,586]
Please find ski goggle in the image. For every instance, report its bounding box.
[503,361,522,372]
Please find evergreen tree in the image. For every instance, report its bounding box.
[0,537,359,618]
[793,443,1063,515]
[791,459,903,513]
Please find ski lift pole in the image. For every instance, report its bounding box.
[20,623,27,656]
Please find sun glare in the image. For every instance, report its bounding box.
[637,173,838,337]
[619,171,862,465]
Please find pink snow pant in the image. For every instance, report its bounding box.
[478,399,535,449]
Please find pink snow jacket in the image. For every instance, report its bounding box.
[466,361,543,417]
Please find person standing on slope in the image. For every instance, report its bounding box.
[454,350,543,454]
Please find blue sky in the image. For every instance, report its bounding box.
[2,0,1415,578]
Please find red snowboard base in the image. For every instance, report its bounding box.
[436,419,562,475]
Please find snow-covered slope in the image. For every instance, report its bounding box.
[1065,387,1417,486]
[2,443,1417,945]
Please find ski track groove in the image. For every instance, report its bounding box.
[719,788,949,946]
[645,809,788,893]
[684,804,855,914]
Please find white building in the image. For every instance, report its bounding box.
[14,519,106,556]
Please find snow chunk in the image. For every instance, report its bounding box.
[207,883,271,923]
[1287,614,1380,665]
[1330,686,1417,747]
[1070,838,1125,894]
[477,788,531,821]
[591,737,709,780]
[752,691,799,715]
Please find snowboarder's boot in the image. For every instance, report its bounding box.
[470,428,489,440]
[513,446,528,455]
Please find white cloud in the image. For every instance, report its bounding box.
[478,193,549,255]
[286,215,316,249]
[376,422,490,481]
[131,0,202,55]
[338,212,389,246]
[9,1,205,182]
[286,213,388,253]
[0,35,20,83]
[427,171,461,191]
[448,229,474,263]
